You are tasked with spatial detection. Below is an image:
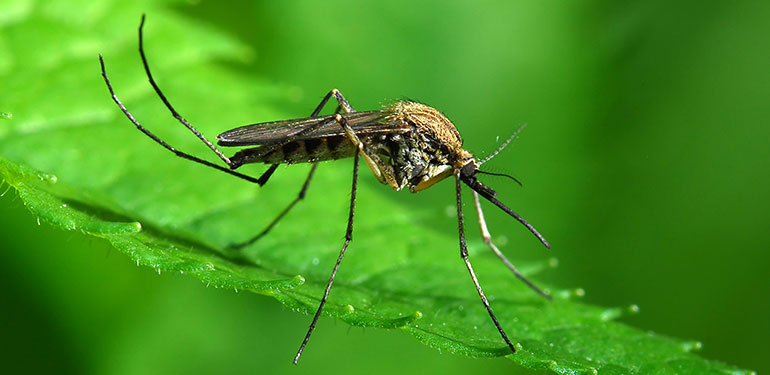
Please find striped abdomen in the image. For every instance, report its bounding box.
[230,135,356,166]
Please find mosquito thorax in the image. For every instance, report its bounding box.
[370,101,475,192]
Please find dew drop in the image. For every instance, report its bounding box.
[682,341,703,352]
[600,308,621,321]
[312,257,320,266]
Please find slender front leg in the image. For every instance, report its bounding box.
[294,147,360,364]
[472,191,551,300]
[456,172,516,355]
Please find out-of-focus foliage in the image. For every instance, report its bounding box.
[0,0,766,374]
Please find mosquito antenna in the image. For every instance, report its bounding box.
[477,170,522,187]
[478,123,527,166]
[463,179,550,249]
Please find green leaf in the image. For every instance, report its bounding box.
[0,2,754,375]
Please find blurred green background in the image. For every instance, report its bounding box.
[1,0,767,374]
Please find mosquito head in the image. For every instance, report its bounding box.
[459,160,498,197]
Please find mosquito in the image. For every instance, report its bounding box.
[99,15,551,364]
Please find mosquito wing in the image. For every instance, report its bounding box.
[217,110,409,146]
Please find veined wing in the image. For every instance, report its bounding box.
[217,110,409,146]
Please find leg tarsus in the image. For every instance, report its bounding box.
[232,163,317,249]
[293,150,360,364]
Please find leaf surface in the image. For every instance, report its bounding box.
[0,3,753,374]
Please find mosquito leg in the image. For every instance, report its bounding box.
[330,89,355,113]
[232,163,319,248]
[135,15,238,167]
[100,16,279,185]
[294,147,360,364]
[312,88,356,115]
[100,56,276,185]
[456,172,516,355]
[472,191,551,300]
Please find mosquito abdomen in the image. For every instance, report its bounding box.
[231,136,357,166]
